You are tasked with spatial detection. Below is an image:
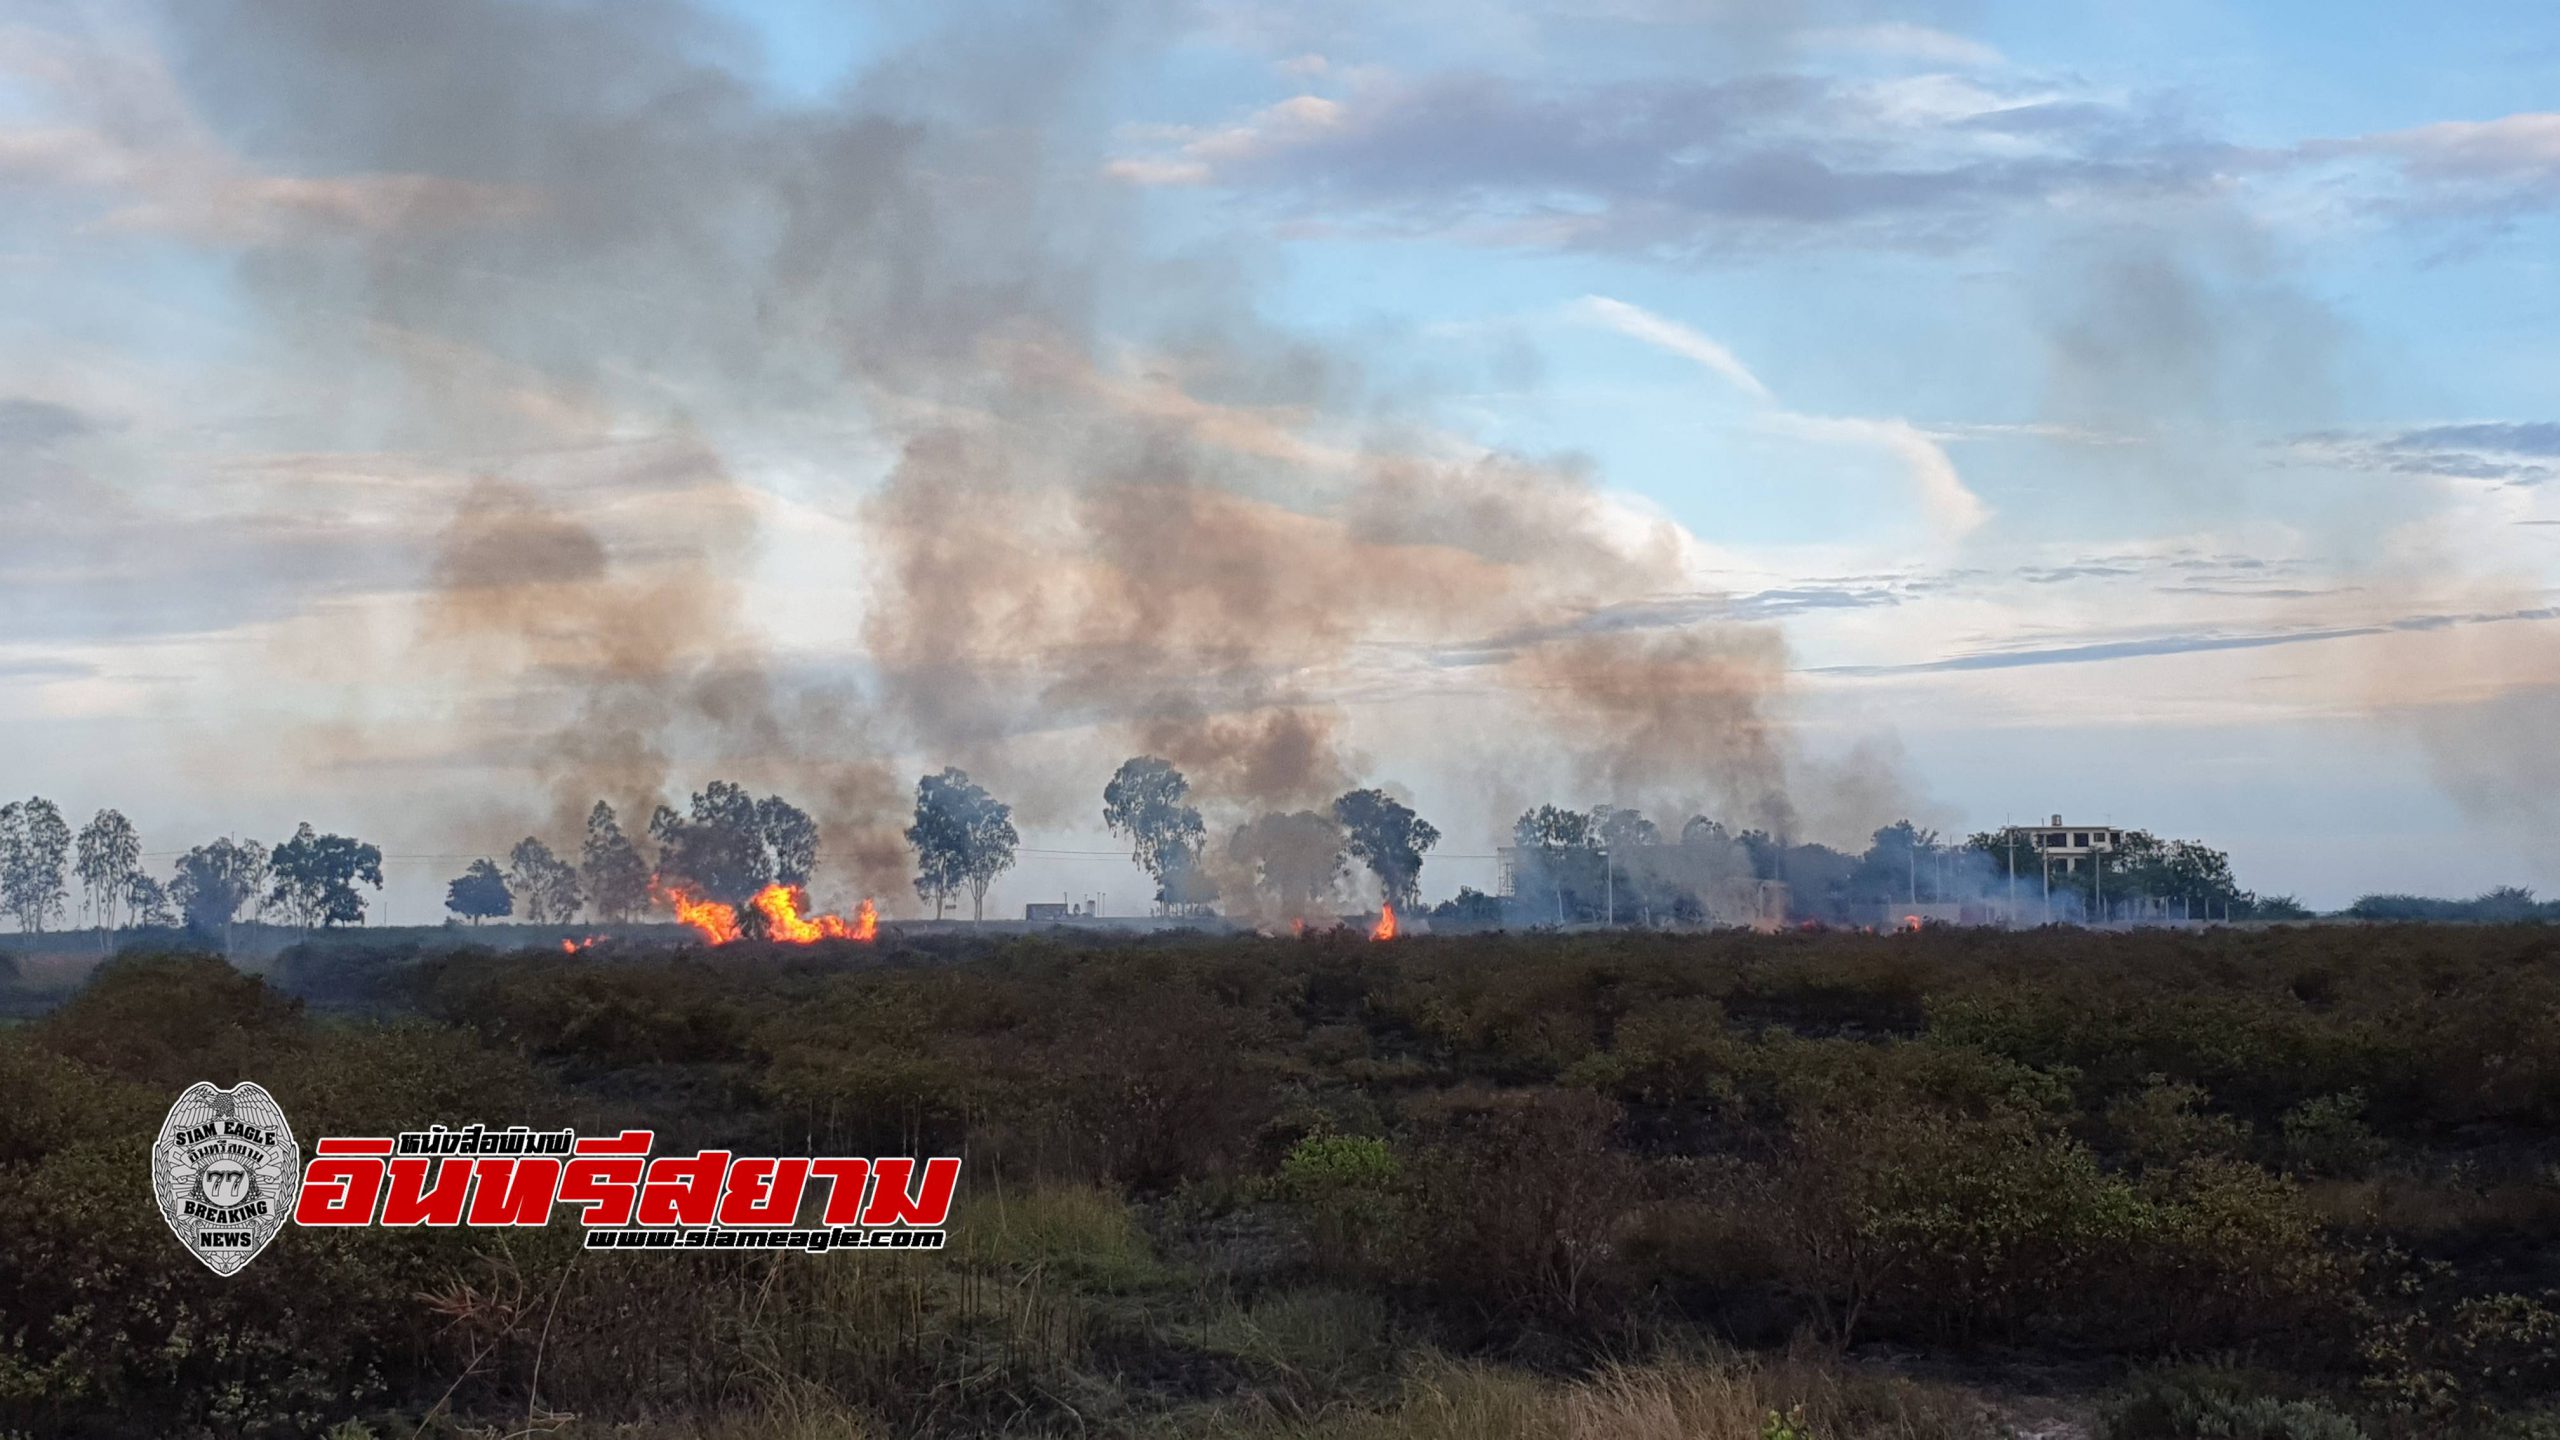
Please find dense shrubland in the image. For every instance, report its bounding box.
[8,923,2560,1437]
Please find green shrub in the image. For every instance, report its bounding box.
[2103,1370,2367,1439]
[1283,1132,1406,1281]
[2281,1091,2386,1177]
[37,951,305,1087]
[1283,1133,1401,1194]
[2108,1073,2253,1167]
[2362,1291,2560,1425]
[1397,1088,1642,1329]
[1768,1102,2348,1350]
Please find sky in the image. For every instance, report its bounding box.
[0,0,2555,921]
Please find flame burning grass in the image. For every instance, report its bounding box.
[1371,901,1397,941]
[660,882,744,944]
[654,879,875,946]
[754,884,877,942]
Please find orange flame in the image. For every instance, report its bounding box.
[654,877,875,946]
[1370,901,1398,941]
[561,934,607,954]
[1901,914,1923,932]
[660,882,743,946]
[750,884,877,943]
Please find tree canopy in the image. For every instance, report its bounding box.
[507,837,582,924]
[1228,810,1347,917]
[171,838,267,937]
[907,768,1019,921]
[1331,788,1439,909]
[1103,756,1210,912]
[0,797,71,934]
[446,858,512,925]
[650,781,818,904]
[74,808,141,935]
[580,801,650,921]
[267,823,384,931]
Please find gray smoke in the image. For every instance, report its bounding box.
[148,0,1878,899]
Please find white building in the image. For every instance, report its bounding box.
[2002,815,2124,875]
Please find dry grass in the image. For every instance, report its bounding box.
[1196,1286,1389,1389]
[955,1179,1167,1291]
[1242,1349,1993,1440]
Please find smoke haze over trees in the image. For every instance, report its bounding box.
[0,0,1887,919]
[1,0,2555,916]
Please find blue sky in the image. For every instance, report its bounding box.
[0,0,2554,919]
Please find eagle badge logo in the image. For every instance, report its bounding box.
[152,1081,299,1276]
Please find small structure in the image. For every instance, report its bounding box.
[2002,815,2124,875]
[1024,900,1097,923]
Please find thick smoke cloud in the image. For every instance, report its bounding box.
[145,0,1867,904]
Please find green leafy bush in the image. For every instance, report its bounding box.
[2102,1369,2368,1440]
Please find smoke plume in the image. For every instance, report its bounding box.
[147,0,1863,903]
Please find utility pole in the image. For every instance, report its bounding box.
[1603,847,1613,927]
[2006,826,2017,926]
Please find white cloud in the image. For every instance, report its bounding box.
[2355,113,2560,183]
[1574,295,1772,402]
[1577,294,1990,538]
[1803,23,2005,70]
[1775,413,1990,537]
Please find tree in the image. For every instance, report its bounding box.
[649,781,818,905]
[126,874,175,929]
[1852,820,1940,907]
[1228,810,1348,916]
[1331,788,1441,909]
[755,795,819,888]
[580,802,651,921]
[1431,886,1506,927]
[1514,804,1592,853]
[1680,815,1730,847]
[0,797,72,934]
[1735,827,1784,881]
[1512,804,1599,924]
[170,838,268,946]
[652,789,767,905]
[906,768,1019,922]
[1103,756,1210,914]
[446,858,513,925]
[74,808,141,941]
[266,823,384,931]
[506,837,582,924]
[1594,806,1660,853]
